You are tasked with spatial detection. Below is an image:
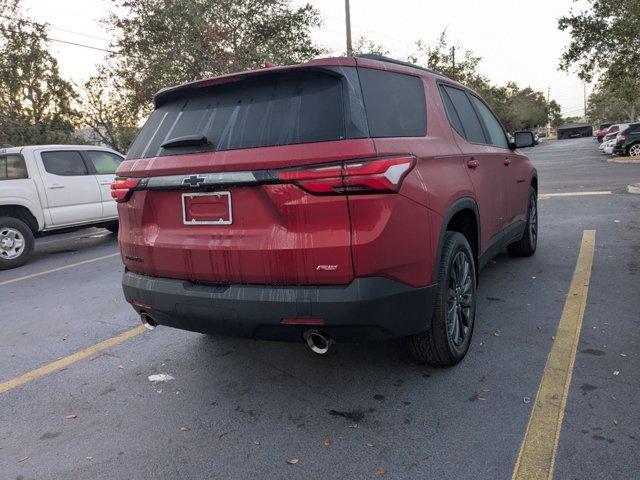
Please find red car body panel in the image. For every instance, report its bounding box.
[116,55,536,342]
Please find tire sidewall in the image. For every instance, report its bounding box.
[0,217,34,269]
[437,233,476,361]
[527,189,538,251]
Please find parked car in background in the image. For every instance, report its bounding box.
[613,123,640,157]
[601,137,617,155]
[595,123,613,142]
[0,145,124,269]
[115,55,537,367]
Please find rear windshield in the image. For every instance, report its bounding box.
[127,70,346,159]
[127,67,427,160]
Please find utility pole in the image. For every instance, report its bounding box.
[451,46,456,78]
[547,87,551,137]
[583,82,587,120]
[345,0,353,56]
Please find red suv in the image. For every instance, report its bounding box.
[114,55,537,366]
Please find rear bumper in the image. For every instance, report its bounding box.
[122,271,436,342]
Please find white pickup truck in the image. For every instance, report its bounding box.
[0,145,124,269]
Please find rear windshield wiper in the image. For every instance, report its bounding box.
[161,134,209,149]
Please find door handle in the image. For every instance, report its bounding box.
[503,158,512,166]
[99,181,112,185]
[49,184,65,189]
[467,158,479,168]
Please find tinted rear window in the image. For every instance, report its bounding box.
[358,68,426,137]
[41,151,88,176]
[0,154,28,180]
[442,85,487,144]
[127,71,346,159]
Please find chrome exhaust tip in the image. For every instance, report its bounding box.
[140,312,157,330]
[304,330,332,355]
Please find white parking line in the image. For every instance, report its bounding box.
[0,253,120,287]
[539,191,612,199]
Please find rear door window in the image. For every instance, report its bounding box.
[441,85,487,144]
[41,151,88,176]
[0,154,28,180]
[470,95,509,149]
[85,151,123,174]
[128,70,346,159]
[358,68,426,137]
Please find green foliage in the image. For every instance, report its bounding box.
[559,0,640,123]
[559,0,640,81]
[408,32,489,93]
[351,36,388,56]
[587,74,640,124]
[409,32,555,131]
[96,0,323,119]
[0,0,80,146]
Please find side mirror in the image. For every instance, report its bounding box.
[512,131,535,149]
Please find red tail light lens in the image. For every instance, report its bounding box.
[276,156,415,194]
[111,177,140,202]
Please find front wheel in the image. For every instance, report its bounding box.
[0,216,35,270]
[408,232,476,367]
[507,187,537,257]
[628,143,640,157]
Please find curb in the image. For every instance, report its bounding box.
[628,183,640,195]
[608,157,640,164]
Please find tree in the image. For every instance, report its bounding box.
[0,0,80,145]
[559,0,640,123]
[408,32,555,132]
[408,31,489,92]
[351,36,388,56]
[81,70,140,153]
[93,0,323,128]
[558,0,640,82]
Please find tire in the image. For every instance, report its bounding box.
[0,216,35,270]
[507,187,537,257]
[105,222,119,234]
[408,232,476,367]
[628,143,640,157]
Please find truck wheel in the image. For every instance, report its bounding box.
[408,231,476,367]
[507,187,537,257]
[0,216,34,270]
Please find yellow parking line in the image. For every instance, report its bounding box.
[512,230,596,480]
[0,252,120,287]
[0,325,146,394]
[539,191,611,199]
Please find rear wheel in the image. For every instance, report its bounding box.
[0,216,34,270]
[628,143,640,157]
[408,232,476,367]
[507,187,537,257]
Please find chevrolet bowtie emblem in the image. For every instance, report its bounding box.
[182,175,206,187]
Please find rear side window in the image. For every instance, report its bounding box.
[86,151,123,174]
[41,151,88,176]
[358,68,426,137]
[441,85,487,144]
[470,95,509,149]
[0,154,28,180]
[127,70,346,159]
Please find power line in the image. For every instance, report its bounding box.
[1,14,115,53]
[47,36,117,54]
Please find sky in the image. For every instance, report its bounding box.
[22,0,591,118]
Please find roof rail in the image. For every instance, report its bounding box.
[356,54,449,79]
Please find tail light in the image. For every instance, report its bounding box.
[276,156,416,194]
[111,177,140,202]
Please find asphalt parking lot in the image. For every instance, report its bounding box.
[1,137,639,480]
